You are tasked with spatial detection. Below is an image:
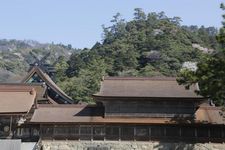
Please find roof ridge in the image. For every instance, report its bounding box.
[37,104,98,108]
[104,76,176,81]
[0,87,34,92]
[0,83,43,86]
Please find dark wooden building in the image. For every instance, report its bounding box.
[0,64,224,143]
[28,77,225,142]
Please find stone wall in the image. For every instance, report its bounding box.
[42,140,225,150]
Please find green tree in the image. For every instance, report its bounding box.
[58,58,106,103]
[55,56,69,82]
[134,8,146,20]
[177,4,225,106]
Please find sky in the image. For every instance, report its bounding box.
[0,0,224,49]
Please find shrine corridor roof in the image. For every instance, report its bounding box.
[0,84,36,114]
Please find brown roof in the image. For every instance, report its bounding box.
[21,66,74,104]
[0,85,36,114]
[30,104,225,125]
[93,77,202,99]
[195,106,225,124]
[0,83,46,100]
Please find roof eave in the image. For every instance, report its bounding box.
[93,95,205,100]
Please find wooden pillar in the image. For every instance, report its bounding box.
[9,116,13,137]
[208,127,210,139]
[29,127,32,139]
[222,126,224,139]
[78,124,80,141]
[164,126,166,138]
[134,126,136,141]
[179,127,182,138]
[53,125,56,140]
[119,126,121,141]
[149,126,151,141]
[91,125,93,141]
[194,127,197,138]
[40,124,43,139]
[104,124,106,141]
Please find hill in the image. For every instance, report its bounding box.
[55,9,218,102]
[0,9,218,103]
[0,39,75,82]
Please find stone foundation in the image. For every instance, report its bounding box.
[42,140,225,150]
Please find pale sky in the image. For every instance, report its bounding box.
[0,0,224,48]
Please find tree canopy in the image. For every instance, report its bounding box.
[54,9,217,103]
[177,4,225,106]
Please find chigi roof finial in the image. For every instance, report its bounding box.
[28,51,57,80]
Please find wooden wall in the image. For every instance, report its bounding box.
[39,124,225,142]
[103,100,196,117]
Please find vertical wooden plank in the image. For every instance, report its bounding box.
[195,127,197,138]
[221,126,224,140]
[119,126,121,141]
[208,126,210,139]
[149,126,151,141]
[53,125,55,140]
[9,116,12,137]
[91,124,93,141]
[78,124,80,141]
[104,124,106,141]
[164,126,166,137]
[179,126,182,137]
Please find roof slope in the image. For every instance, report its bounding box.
[0,83,47,102]
[21,66,74,104]
[30,104,225,125]
[0,85,36,114]
[94,77,202,98]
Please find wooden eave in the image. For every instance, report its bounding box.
[92,94,206,101]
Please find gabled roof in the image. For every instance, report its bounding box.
[93,77,203,99]
[0,85,36,114]
[30,104,225,125]
[21,66,74,104]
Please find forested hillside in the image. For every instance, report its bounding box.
[55,9,218,103]
[0,39,75,82]
[0,9,218,103]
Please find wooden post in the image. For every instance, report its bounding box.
[29,127,32,140]
[91,125,93,141]
[179,127,182,138]
[9,116,12,137]
[78,124,80,141]
[119,126,121,141]
[164,127,166,138]
[149,126,151,141]
[104,124,106,141]
[195,127,197,138]
[40,124,42,139]
[53,125,55,140]
[208,127,210,139]
[222,126,224,139]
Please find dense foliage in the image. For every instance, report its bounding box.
[0,40,75,82]
[177,4,225,106]
[54,9,217,103]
